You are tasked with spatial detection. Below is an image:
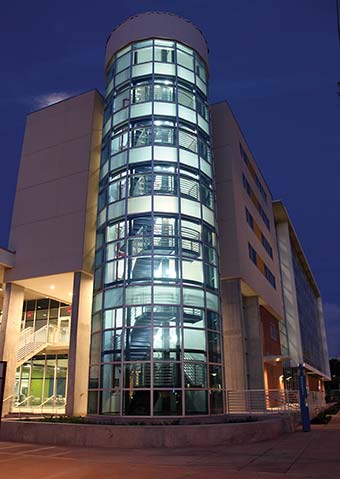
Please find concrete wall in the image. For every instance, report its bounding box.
[105,12,209,69]
[0,417,293,448]
[211,102,284,320]
[6,90,103,282]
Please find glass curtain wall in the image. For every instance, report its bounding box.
[15,354,68,409]
[89,39,224,416]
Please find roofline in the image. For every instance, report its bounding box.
[27,89,104,117]
[105,11,209,51]
[210,100,274,199]
[0,247,15,269]
[272,199,321,297]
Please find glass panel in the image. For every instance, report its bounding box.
[177,66,195,83]
[113,86,130,111]
[154,257,179,281]
[130,103,152,119]
[206,291,219,311]
[116,52,130,73]
[88,391,98,414]
[132,63,153,78]
[123,390,150,415]
[108,200,125,220]
[125,305,152,328]
[154,63,176,76]
[154,46,175,63]
[124,363,151,387]
[184,363,207,388]
[183,328,206,361]
[154,390,182,415]
[185,390,208,415]
[210,390,224,414]
[125,285,152,305]
[153,305,180,327]
[177,49,194,70]
[183,307,205,328]
[131,83,152,103]
[178,129,197,152]
[182,260,203,284]
[209,365,223,388]
[124,326,151,361]
[101,390,121,414]
[183,287,204,308]
[102,329,123,361]
[208,332,222,363]
[153,285,180,304]
[132,47,152,64]
[104,288,123,308]
[153,327,181,360]
[154,82,174,101]
[178,86,195,109]
[101,364,121,389]
[180,176,199,201]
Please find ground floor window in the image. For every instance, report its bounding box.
[14,354,68,413]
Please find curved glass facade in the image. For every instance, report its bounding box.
[88,39,224,416]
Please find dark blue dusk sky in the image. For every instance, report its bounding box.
[1,1,339,356]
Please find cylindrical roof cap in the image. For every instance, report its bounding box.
[105,12,209,70]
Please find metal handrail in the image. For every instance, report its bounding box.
[40,395,56,408]
[15,395,33,407]
[3,395,13,403]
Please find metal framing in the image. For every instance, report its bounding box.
[88,38,225,416]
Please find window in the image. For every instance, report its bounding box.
[130,123,152,148]
[259,204,270,230]
[177,49,194,70]
[196,95,208,120]
[108,171,127,203]
[261,233,273,259]
[178,85,195,109]
[270,322,277,341]
[133,47,153,64]
[154,45,175,63]
[195,55,207,83]
[264,265,276,288]
[248,243,257,265]
[131,83,152,104]
[242,173,270,230]
[154,81,175,102]
[113,86,130,111]
[240,142,267,204]
[111,128,128,154]
[245,208,254,229]
[154,123,175,145]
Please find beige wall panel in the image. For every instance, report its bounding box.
[6,90,103,282]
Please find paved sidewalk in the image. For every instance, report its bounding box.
[0,414,339,478]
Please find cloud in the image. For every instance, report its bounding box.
[323,302,340,358]
[32,91,74,109]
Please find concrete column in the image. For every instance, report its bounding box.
[243,296,265,390]
[0,283,24,416]
[220,279,248,391]
[66,272,93,416]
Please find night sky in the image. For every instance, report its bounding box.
[1,1,339,356]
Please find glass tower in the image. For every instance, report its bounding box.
[88,15,224,416]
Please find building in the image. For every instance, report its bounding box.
[211,102,288,395]
[273,201,330,390]
[0,12,330,418]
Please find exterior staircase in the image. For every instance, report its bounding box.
[17,324,70,367]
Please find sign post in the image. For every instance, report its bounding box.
[298,363,310,432]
